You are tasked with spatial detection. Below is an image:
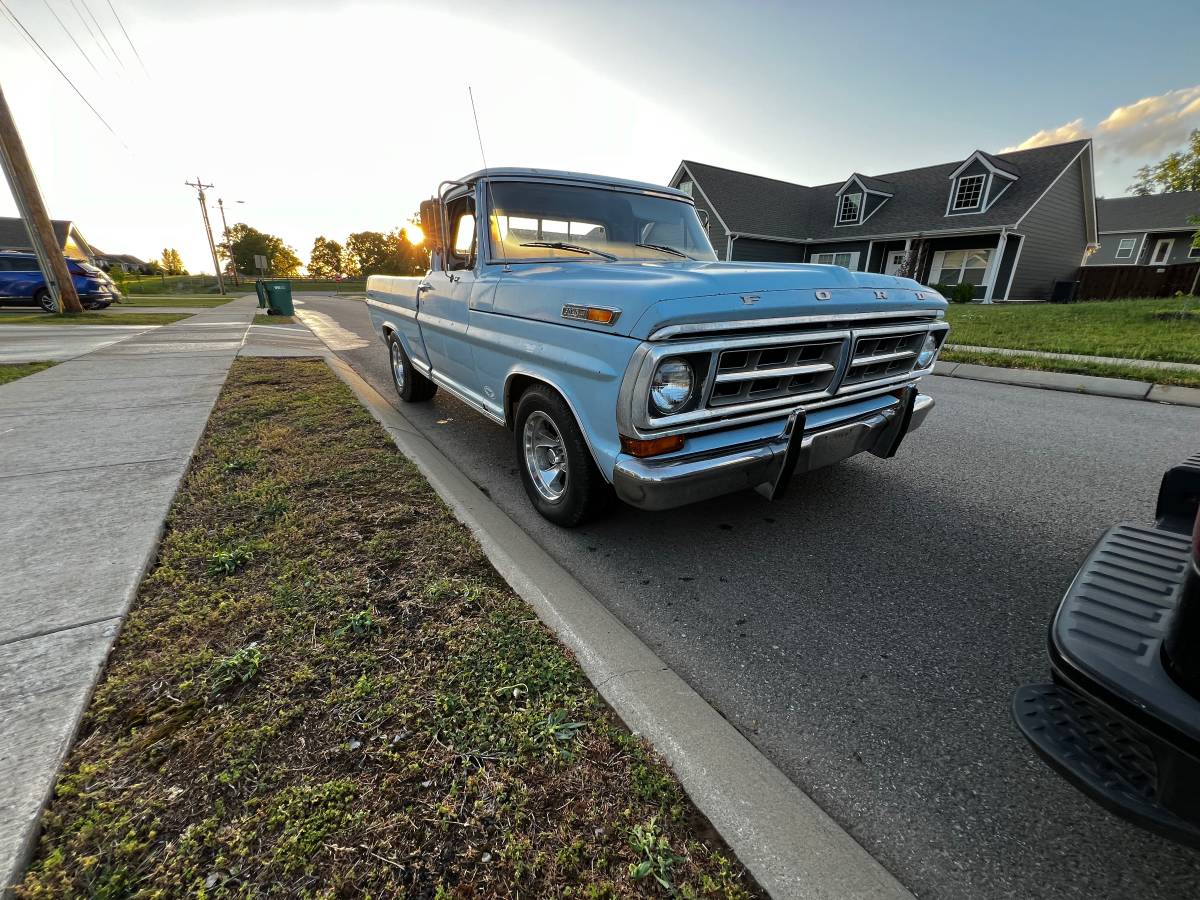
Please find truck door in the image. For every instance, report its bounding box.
[419,193,484,403]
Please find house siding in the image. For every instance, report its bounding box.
[1142,230,1199,265]
[1007,156,1088,301]
[730,237,806,263]
[1087,230,1145,266]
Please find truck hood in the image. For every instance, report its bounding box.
[489,260,946,340]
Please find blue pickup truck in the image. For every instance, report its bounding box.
[367,168,948,525]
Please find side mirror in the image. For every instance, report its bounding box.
[420,199,445,260]
[697,208,710,231]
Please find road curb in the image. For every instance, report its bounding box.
[935,360,1200,408]
[324,353,913,900]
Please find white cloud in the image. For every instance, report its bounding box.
[1002,119,1088,152]
[1003,86,1200,193]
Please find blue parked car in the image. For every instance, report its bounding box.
[0,250,120,310]
[367,168,948,526]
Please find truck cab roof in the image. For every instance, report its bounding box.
[456,168,691,199]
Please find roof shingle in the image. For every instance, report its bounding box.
[1097,192,1200,232]
[681,140,1091,242]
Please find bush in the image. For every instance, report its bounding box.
[951,281,976,304]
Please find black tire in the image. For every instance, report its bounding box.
[387,332,437,402]
[514,384,611,527]
[35,288,54,313]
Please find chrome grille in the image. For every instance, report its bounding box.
[841,329,927,387]
[708,338,843,407]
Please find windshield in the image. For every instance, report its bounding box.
[485,181,717,263]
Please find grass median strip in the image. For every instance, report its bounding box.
[940,348,1200,388]
[0,312,191,326]
[944,297,1200,365]
[0,361,55,385]
[115,295,235,308]
[16,358,757,899]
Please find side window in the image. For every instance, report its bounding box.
[447,197,476,270]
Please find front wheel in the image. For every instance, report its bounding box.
[514,385,611,527]
[387,333,437,402]
[35,289,54,313]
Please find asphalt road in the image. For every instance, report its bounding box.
[298,294,1200,899]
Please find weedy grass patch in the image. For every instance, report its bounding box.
[16,358,758,899]
[0,361,56,386]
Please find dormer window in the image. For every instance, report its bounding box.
[952,174,986,211]
[838,192,863,224]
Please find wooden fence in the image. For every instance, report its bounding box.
[1078,263,1200,300]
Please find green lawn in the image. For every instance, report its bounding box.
[15,359,758,898]
[116,295,234,308]
[0,361,56,386]
[0,311,191,326]
[941,348,1200,389]
[944,297,1200,365]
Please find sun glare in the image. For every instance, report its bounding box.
[406,224,425,245]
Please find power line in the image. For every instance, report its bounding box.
[103,0,145,75]
[0,0,126,148]
[40,0,101,77]
[66,0,113,67]
[78,0,122,69]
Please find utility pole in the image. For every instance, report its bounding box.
[0,82,84,313]
[185,177,225,295]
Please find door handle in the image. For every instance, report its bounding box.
[416,282,432,294]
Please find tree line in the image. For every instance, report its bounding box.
[207,219,428,279]
[307,222,428,279]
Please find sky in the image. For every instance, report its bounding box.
[1,0,1198,274]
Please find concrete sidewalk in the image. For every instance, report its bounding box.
[0,298,259,893]
[0,324,160,364]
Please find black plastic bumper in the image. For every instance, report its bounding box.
[1013,522,1200,847]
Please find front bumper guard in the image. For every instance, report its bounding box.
[612,389,932,511]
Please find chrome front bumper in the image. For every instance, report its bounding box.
[612,391,934,511]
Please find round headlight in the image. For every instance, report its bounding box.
[649,358,694,415]
[916,334,939,369]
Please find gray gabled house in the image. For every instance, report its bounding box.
[0,216,97,264]
[671,139,1098,301]
[1086,191,1200,267]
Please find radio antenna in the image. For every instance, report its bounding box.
[468,86,509,270]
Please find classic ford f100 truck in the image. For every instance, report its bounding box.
[367,168,948,525]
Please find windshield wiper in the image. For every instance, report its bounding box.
[635,242,691,259]
[518,241,617,261]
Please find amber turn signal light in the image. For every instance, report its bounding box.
[586,307,618,324]
[620,434,685,458]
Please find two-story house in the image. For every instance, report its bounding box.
[671,139,1097,301]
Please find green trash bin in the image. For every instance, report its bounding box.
[261,279,294,316]
[254,279,267,309]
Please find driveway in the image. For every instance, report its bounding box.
[297,293,1200,899]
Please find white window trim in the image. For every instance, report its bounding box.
[811,250,861,270]
[927,247,994,290]
[1114,238,1137,260]
[950,174,986,212]
[1150,238,1174,265]
[1189,243,1200,259]
[837,192,863,225]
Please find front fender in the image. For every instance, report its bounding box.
[468,311,636,478]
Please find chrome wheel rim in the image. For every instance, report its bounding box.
[390,340,406,392]
[523,411,568,502]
